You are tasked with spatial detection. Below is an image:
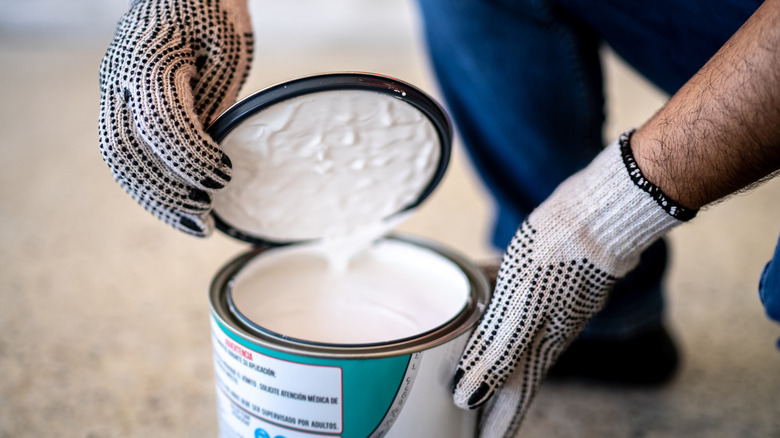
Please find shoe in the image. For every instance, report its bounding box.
[546,326,680,385]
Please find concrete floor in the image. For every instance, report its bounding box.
[1,9,779,438]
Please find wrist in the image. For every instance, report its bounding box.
[529,131,697,277]
[630,127,705,210]
[621,130,698,220]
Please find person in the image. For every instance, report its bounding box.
[98,0,780,437]
[415,1,780,435]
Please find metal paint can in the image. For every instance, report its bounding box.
[206,73,489,437]
[209,235,489,437]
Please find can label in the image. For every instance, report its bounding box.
[211,317,421,438]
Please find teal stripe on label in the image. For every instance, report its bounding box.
[214,317,412,438]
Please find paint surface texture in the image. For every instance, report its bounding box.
[231,239,470,344]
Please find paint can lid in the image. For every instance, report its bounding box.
[207,73,452,246]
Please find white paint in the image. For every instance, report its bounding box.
[216,86,461,345]
[212,89,441,243]
[230,239,470,344]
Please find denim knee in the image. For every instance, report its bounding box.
[758,234,780,349]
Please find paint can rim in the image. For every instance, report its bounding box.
[209,234,489,359]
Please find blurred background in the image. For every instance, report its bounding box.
[1,1,778,436]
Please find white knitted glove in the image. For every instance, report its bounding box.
[99,0,253,236]
[453,131,697,437]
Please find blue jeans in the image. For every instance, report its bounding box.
[759,234,780,347]
[417,0,764,339]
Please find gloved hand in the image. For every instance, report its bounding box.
[453,130,697,437]
[98,0,253,236]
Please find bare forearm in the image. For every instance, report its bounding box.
[632,0,780,210]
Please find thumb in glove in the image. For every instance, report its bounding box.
[453,130,697,437]
[98,0,253,236]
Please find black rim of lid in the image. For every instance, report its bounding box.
[206,72,453,247]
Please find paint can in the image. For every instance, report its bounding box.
[206,73,489,438]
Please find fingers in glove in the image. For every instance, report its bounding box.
[99,0,254,236]
[100,85,214,236]
[188,7,254,126]
[453,220,616,410]
[453,224,544,410]
[477,324,562,438]
[124,28,233,194]
[452,302,541,411]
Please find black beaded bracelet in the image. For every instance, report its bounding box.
[619,130,698,221]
